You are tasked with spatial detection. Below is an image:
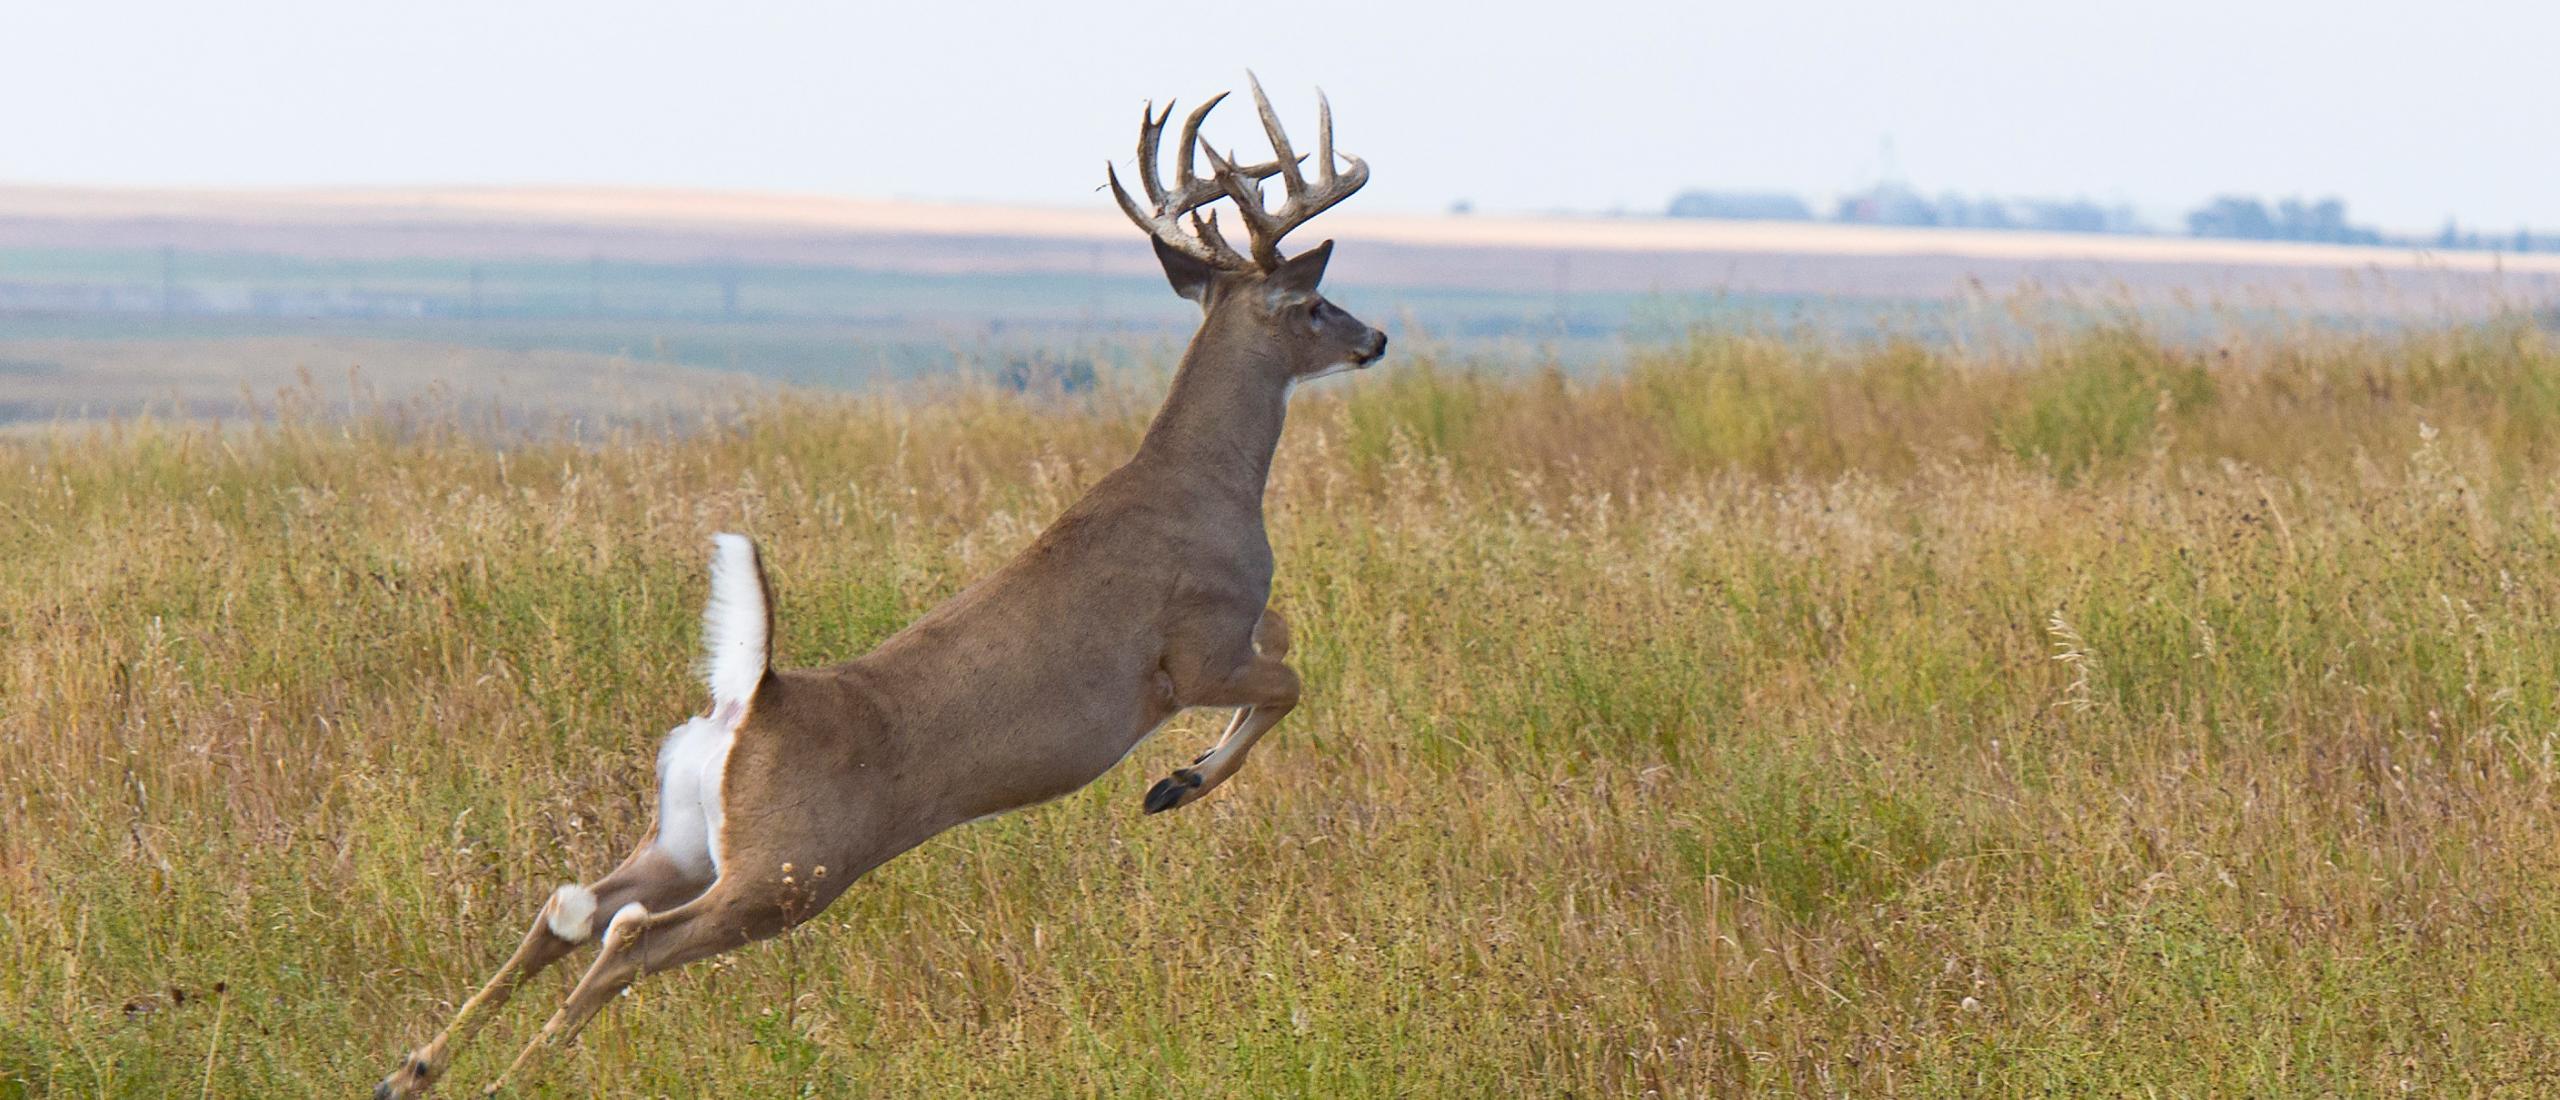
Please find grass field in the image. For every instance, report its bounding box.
[8,315,2560,1095]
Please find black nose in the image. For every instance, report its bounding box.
[1364,332,1389,361]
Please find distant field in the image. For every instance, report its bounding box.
[0,242,1950,425]
[8,185,2556,430]
[9,315,2560,1094]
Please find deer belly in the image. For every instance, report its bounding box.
[655,715,736,878]
[959,690,1175,821]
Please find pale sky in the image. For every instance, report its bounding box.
[3,0,2551,233]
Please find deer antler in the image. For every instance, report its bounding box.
[1202,72,1370,270]
[1108,94,1285,272]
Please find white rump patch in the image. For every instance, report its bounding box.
[547,883,598,942]
[655,714,736,879]
[698,533,770,714]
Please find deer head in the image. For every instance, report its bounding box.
[1108,74,1388,382]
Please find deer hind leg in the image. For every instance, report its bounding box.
[483,871,794,1096]
[376,844,711,1100]
[1146,610,1299,814]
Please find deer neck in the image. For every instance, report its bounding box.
[1132,312,1292,510]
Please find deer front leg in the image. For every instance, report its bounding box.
[1146,610,1297,814]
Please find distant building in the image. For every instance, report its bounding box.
[1667,190,1814,221]
[1833,183,1940,227]
[1935,194,2014,230]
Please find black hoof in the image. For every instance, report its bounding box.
[1144,769,1204,814]
[377,1055,430,1099]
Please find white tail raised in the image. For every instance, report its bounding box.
[698,532,770,717]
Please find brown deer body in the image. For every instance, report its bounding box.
[376,75,1385,1098]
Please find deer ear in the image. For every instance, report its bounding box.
[1153,237,1219,305]
[1267,240,1334,299]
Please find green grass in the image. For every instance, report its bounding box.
[7,316,2560,1095]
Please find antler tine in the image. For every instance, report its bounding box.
[1133,100,1173,209]
[1111,95,1259,271]
[1105,162,1152,230]
[1206,75,1369,270]
[1172,93,1226,199]
[1315,89,1337,186]
[1190,210,1253,269]
[1203,144,1281,271]
[1329,148,1371,201]
[1245,71,1307,197]
[1313,87,1370,196]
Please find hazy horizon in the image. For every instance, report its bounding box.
[5,0,2553,234]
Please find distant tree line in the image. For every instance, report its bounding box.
[1666,185,2553,253]
[2435,220,2560,254]
[1666,190,1814,221]
[2184,196,2378,244]
[1667,184,2139,235]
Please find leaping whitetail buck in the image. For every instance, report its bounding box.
[376,75,1386,1097]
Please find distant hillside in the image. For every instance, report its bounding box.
[6,185,2556,308]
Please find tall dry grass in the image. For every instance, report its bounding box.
[7,316,2560,1095]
